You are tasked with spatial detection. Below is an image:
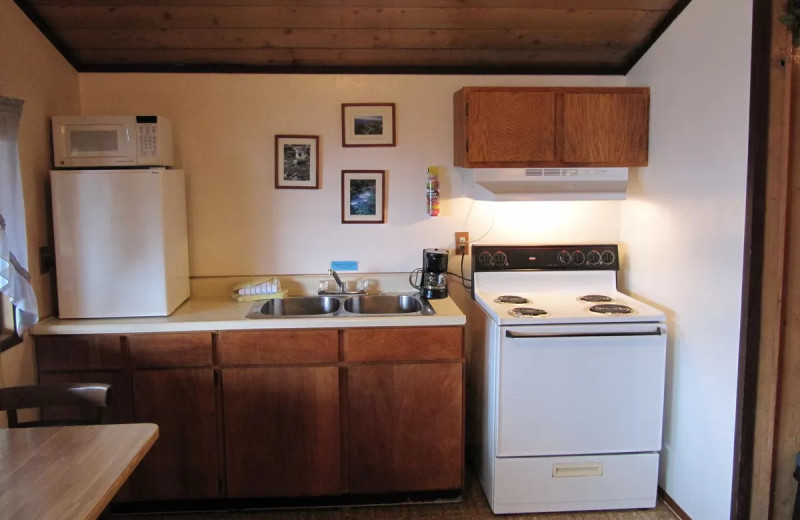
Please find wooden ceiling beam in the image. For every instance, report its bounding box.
[75,47,628,67]
[28,0,680,10]
[75,47,295,64]
[38,6,667,31]
[58,27,653,50]
[291,47,628,66]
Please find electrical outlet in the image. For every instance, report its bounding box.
[455,232,469,256]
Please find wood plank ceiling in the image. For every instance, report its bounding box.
[15,0,691,74]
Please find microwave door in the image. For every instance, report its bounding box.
[65,124,136,165]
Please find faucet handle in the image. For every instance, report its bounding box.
[356,279,375,292]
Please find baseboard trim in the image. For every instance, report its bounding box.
[658,486,692,520]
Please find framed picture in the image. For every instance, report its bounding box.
[341,103,396,147]
[341,170,386,224]
[275,135,320,189]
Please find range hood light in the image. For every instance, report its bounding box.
[459,167,629,201]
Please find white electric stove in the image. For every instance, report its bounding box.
[469,245,667,514]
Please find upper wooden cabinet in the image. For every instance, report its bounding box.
[454,87,650,168]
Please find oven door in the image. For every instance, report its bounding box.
[53,116,137,168]
[496,322,666,457]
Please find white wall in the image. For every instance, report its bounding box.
[0,0,79,407]
[622,0,752,517]
[79,74,624,280]
[0,0,80,317]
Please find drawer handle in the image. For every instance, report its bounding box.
[506,329,663,339]
[552,462,604,478]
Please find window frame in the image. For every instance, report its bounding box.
[0,294,22,352]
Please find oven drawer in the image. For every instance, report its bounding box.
[497,324,666,456]
[492,453,658,514]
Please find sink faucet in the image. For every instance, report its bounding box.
[328,269,346,293]
[319,270,368,295]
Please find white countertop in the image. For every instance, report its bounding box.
[32,296,466,336]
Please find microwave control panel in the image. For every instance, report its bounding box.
[137,121,159,159]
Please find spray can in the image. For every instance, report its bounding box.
[426,167,440,217]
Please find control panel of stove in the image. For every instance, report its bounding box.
[472,245,619,271]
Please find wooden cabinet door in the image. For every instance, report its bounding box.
[561,91,649,165]
[465,90,556,165]
[348,362,463,493]
[128,368,220,500]
[222,366,341,498]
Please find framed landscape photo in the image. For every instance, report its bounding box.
[341,103,396,147]
[341,170,386,224]
[275,135,320,189]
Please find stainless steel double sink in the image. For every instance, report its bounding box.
[246,294,435,319]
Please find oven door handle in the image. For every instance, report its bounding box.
[505,328,663,339]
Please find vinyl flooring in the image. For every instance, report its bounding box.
[119,473,680,520]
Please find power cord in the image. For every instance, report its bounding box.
[447,251,472,290]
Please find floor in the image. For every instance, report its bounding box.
[120,474,680,520]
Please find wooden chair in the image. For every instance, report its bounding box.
[0,383,111,428]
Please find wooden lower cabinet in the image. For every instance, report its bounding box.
[127,368,220,500]
[222,366,341,497]
[34,325,464,503]
[347,362,464,493]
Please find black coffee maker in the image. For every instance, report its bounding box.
[420,248,448,299]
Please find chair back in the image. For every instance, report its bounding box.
[0,383,111,428]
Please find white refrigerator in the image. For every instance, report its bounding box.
[50,168,190,318]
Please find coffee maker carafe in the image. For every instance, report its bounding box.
[420,248,448,299]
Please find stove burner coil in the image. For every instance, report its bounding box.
[495,295,531,304]
[579,294,613,303]
[589,304,634,315]
[509,307,548,318]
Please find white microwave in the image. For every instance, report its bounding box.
[52,115,174,168]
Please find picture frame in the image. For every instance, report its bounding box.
[274,135,320,189]
[341,103,396,147]
[341,170,387,224]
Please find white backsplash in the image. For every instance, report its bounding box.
[190,272,422,299]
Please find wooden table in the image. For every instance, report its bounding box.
[0,423,158,520]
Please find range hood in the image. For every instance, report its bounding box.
[460,167,628,201]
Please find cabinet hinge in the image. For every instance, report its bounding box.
[465,103,469,117]
[465,139,469,153]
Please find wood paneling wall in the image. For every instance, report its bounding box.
[15,0,689,72]
[746,0,800,517]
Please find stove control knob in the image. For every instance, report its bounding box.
[478,251,494,267]
[557,250,572,265]
[571,250,586,265]
[601,250,616,265]
[587,250,601,265]
[493,251,508,267]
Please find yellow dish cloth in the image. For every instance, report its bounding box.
[231,277,285,301]
[232,276,279,292]
[233,289,288,302]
